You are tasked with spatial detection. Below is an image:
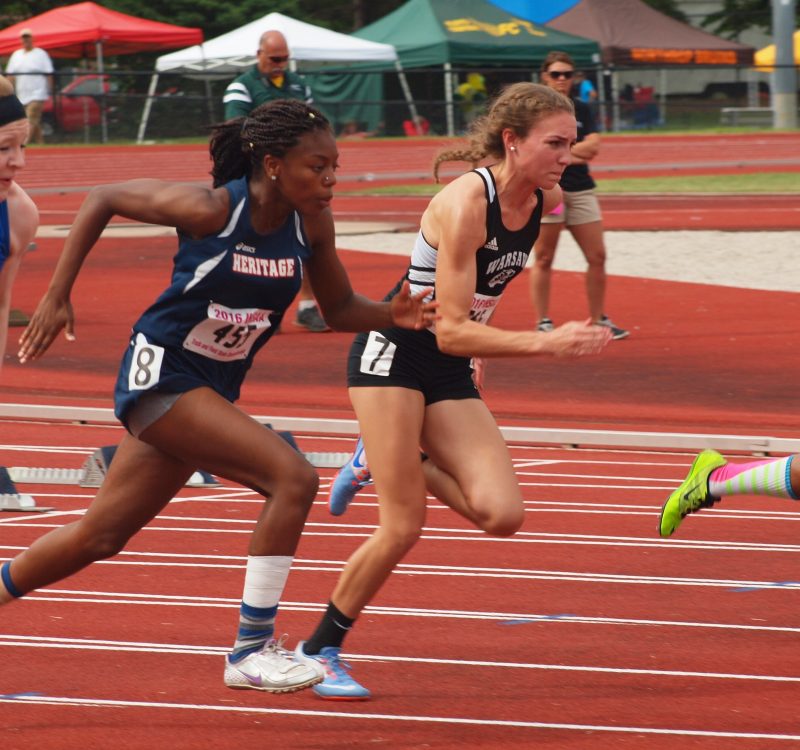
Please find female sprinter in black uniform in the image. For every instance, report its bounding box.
[7,99,435,694]
[294,83,611,699]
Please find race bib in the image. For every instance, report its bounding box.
[128,333,165,391]
[359,330,397,377]
[183,302,274,361]
[468,293,500,325]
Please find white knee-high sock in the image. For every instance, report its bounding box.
[229,555,292,662]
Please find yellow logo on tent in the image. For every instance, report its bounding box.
[445,17,546,38]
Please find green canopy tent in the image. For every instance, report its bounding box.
[353,0,600,134]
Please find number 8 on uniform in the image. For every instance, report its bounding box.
[128,333,165,391]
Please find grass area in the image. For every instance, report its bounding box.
[338,171,800,196]
[598,172,800,193]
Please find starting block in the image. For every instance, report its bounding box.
[304,452,350,468]
[79,445,118,487]
[5,429,350,504]
[79,446,220,488]
[263,424,348,468]
[0,467,53,513]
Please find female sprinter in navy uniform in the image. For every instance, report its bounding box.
[0,75,38,375]
[294,83,611,699]
[7,99,435,694]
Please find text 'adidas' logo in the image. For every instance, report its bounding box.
[483,236,499,251]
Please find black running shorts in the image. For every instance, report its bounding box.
[346,328,480,405]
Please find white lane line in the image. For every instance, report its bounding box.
[10,591,800,634]
[0,444,103,454]
[3,519,800,551]
[519,481,675,489]
[1,545,794,590]
[0,634,797,684]
[0,694,798,741]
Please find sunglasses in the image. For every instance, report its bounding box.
[265,55,289,63]
[547,70,575,80]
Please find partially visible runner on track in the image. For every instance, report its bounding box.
[659,450,800,536]
[0,75,37,376]
[293,82,611,700]
[3,98,436,695]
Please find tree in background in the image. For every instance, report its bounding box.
[0,0,302,41]
[702,0,799,37]
[3,0,792,43]
[1,0,396,37]
[703,0,770,36]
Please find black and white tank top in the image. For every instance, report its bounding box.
[405,166,544,328]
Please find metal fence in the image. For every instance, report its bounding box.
[32,64,797,144]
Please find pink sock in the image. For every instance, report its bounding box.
[709,456,797,499]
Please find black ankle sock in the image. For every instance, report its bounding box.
[304,600,356,654]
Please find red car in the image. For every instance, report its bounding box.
[42,74,113,134]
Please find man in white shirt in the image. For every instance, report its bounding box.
[5,29,53,144]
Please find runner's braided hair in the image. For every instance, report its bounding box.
[209,99,332,188]
[432,82,574,182]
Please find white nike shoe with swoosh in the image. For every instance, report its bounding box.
[224,636,324,693]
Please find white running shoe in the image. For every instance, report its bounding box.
[224,636,324,693]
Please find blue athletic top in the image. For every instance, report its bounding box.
[0,200,9,273]
[114,176,310,421]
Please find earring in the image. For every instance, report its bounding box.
[270,175,277,181]
[509,146,517,152]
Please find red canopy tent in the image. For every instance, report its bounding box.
[0,2,203,58]
[0,2,203,141]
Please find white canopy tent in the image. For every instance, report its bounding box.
[137,12,418,142]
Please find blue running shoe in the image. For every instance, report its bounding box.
[329,437,372,516]
[294,642,371,700]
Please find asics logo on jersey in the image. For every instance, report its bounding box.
[235,242,256,254]
[483,236,499,251]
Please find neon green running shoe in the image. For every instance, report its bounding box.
[659,449,727,537]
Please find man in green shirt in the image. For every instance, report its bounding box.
[223,30,312,118]
[223,30,326,332]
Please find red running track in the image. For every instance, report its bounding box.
[5,234,800,436]
[16,133,800,189]
[15,132,800,231]
[330,193,800,231]
[2,135,800,747]
[2,422,800,749]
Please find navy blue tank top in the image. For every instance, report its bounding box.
[131,176,310,382]
[0,200,9,273]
